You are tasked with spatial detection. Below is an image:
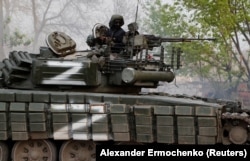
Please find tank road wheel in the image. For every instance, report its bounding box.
[59,140,96,161]
[11,140,56,161]
[0,141,8,161]
[229,126,248,144]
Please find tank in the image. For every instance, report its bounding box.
[0,27,248,161]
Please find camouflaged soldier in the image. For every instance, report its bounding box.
[123,22,140,57]
[86,15,126,52]
[106,14,126,54]
[86,23,109,49]
[86,23,110,66]
[86,14,126,61]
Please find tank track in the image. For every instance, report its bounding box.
[0,89,247,160]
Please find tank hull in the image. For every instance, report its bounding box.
[0,88,247,160]
[0,34,248,160]
[0,89,223,143]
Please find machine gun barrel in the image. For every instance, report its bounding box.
[144,34,216,43]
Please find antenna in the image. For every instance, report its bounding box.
[130,0,140,59]
[135,0,140,23]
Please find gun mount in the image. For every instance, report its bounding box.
[143,34,216,48]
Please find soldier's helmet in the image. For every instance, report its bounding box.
[92,23,109,38]
[86,23,109,47]
[109,14,124,28]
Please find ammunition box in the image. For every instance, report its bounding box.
[92,133,109,141]
[195,106,217,116]
[86,95,102,104]
[0,113,6,121]
[53,123,70,131]
[177,117,194,126]
[69,104,88,113]
[136,134,153,143]
[178,136,195,144]
[10,103,26,111]
[12,132,29,140]
[71,114,89,122]
[51,104,67,112]
[29,103,46,111]
[29,123,46,132]
[29,113,46,122]
[157,135,175,144]
[92,123,108,132]
[111,114,128,124]
[0,122,7,130]
[134,106,152,115]
[68,93,84,103]
[198,117,217,126]
[91,114,108,123]
[0,91,15,101]
[11,113,26,122]
[136,125,152,134]
[177,126,195,135]
[112,124,129,132]
[72,132,89,140]
[135,116,152,125]
[0,131,8,140]
[16,92,32,102]
[199,127,217,136]
[33,92,49,102]
[154,106,174,115]
[52,113,69,123]
[50,93,67,103]
[11,123,27,132]
[0,103,7,111]
[72,122,88,132]
[175,106,194,115]
[110,104,129,113]
[53,131,71,140]
[113,133,130,141]
[157,126,174,135]
[90,104,106,113]
[197,136,216,144]
[157,116,173,125]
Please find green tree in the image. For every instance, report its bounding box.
[143,0,250,98]
[0,0,32,59]
[182,0,250,80]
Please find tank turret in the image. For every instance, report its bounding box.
[0,31,180,93]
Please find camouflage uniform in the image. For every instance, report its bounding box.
[107,14,126,53]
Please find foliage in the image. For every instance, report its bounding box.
[142,0,188,36]
[6,29,31,47]
[143,0,250,97]
[181,0,250,78]
[3,18,31,47]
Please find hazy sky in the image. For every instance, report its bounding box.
[10,0,171,51]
